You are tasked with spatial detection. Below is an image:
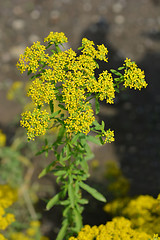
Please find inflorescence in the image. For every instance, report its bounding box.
[17,32,147,141]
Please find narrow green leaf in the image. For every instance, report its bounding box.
[50,110,61,119]
[84,142,94,161]
[114,77,120,82]
[110,69,117,74]
[95,61,99,69]
[56,219,68,240]
[58,104,66,110]
[110,69,122,76]
[78,198,89,205]
[38,161,57,178]
[78,46,83,50]
[70,134,79,145]
[73,207,83,232]
[59,199,70,206]
[68,178,75,207]
[118,66,125,70]
[87,135,102,146]
[92,120,102,130]
[99,136,104,145]
[63,205,71,217]
[46,192,60,210]
[79,182,107,202]
[102,120,105,130]
[53,170,66,177]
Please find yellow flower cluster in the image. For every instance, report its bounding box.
[16,41,47,74]
[96,71,115,104]
[44,31,68,45]
[27,77,55,106]
[17,32,146,141]
[20,109,50,140]
[104,194,160,236]
[0,185,17,240]
[0,130,6,147]
[81,38,108,62]
[10,220,49,240]
[123,58,147,90]
[17,32,116,140]
[69,217,151,240]
[103,129,115,143]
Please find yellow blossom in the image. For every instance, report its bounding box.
[44,31,68,44]
[20,109,50,141]
[27,77,56,106]
[123,58,147,90]
[16,41,47,74]
[69,217,151,240]
[17,32,147,140]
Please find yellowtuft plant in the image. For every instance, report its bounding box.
[17,31,147,240]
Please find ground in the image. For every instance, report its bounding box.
[0,0,160,237]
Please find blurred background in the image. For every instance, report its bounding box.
[0,0,160,237]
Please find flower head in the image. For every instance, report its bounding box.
[123,58,147,90]
[20,109,50,141]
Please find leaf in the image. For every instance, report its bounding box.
[78,198,89,205]
[53,170,66,177]
[63,205,71,217]
[95,61,99,69]
[84,142,94,161]
[118,66,125,70]
[58,104,66,110]
[78,46,83,50]
[102,120,105,130]
[68,177,75,207]
[46,192,60,210]
[79,182,107,202]
[56,219,68,240]
[59,199,70,206]
[38,161,57,178]
[50,110,61,119]
[70,134,80,145]
[110,69,122,76]
[95,98,100,114]
[92,120,102,130]
[73,207,83,232]
[87,135,102,146]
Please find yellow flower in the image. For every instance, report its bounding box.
[20,109,50,141]
[102,129,114,143]
[17,32,147,140]
[16,41,47,74]
[123,58,147,90]
[27,77,56,106]
[69,217,151,240]
[44,31,68,44]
